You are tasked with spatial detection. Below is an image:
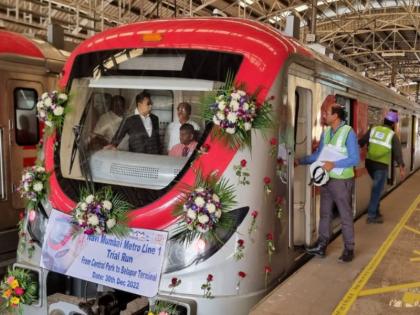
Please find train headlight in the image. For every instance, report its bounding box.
[162,207,248,273]
[27,203,49,245]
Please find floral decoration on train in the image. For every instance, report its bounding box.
[17,212,35,259]
[71,187,132,238]
[147,300,178,315]
[248,210,258,235]
[263,176,272,195]
[266,232,275,263]
[202,79,273,149]
[36,91,69,133]
[274,196,284,220]
[234,239,245,261]
[0,268,37,314]
[264,265,272,289]
[173,172,236,244]
[233,159,250,185]
[168,277,181,295]
[18,165,49,211]
[236,271,246,294]
[201,274,214,299]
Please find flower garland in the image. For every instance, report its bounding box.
[174,172,236,244]
[0,268,37,314]
[71,187,132,238]
[36,91,69,133]
[18,165,49,210]
[233,159,250,185]
[233,239,245,261]
[17,212,35,259]
[202,80,273,149]
[201,274,214,299]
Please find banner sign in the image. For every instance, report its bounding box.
[40,210,168,297]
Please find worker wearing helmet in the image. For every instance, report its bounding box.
[359,110,405,224]
[295,103,360,263]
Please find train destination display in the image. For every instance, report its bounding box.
[40,210,168,297]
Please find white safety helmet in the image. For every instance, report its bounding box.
[309,161,329,186]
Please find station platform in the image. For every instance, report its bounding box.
[250,170,420,315]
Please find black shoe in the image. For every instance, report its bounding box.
[367,216,383,224]
[338,249,354,263]
[306,244,326,258]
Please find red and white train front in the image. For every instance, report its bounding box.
[21,18,311,315]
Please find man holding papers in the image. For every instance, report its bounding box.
[295,104,360,263]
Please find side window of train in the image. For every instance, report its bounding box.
[14,88,39,146]
[400,115,410,147]
[367,106,383,128]
[335,95,354,127]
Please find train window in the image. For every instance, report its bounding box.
[367,106,383,127]
[14,88,39,146]
[400,115,409,147]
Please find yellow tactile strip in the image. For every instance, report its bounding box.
[333,194,420,315]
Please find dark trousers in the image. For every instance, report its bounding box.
[319,178,355,250]
[366,168,388,219]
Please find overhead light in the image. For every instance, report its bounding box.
[239,0,254,8]
[381,52,405,57]
[295,4,309,12]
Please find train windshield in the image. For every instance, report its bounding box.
[58,49,242,203]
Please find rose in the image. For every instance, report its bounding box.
[106,218,116,229]
[270,138,278,146]
[14,287,25,296]
[238,271,246,278]
[87,214,99,226]
[85,195,94,203]
[240,159,247,167]
[207,274,213,282]
[194,197,205,207]
[102,200,112,210]
[198,214,209,224]
[53,106,64,116]
[251,210,258,218]
[263,177,271,185]
[266,232,273,240]
[238,239,244,247]
[264,266,272,273]
[32,182,43,192]
[171,277,178,286]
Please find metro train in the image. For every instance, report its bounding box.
[15,18,420,315]
[0,30,67,270]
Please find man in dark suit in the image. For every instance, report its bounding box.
[107,91,161,154]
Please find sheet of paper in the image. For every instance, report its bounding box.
[317,144,347,175]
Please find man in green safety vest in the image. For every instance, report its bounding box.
[296,104,360,263]
[359,110,405,224]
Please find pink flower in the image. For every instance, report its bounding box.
[238,271,246,278]
[270,138,278,146]
[14,287,25,296]
[240,159,247,167]
[264,266,272,273]
[207,274,213,282]
[263,177,271,185]
[251,210,258,218]
[19,212,25,220]
[158,312,169,315]
[7,276,15,285]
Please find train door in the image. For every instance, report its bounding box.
[287,65,315,247]
[410,115,416,172]
[6,80,42,209]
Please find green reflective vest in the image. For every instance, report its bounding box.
[323,125,355,179]
[367,125,394,165]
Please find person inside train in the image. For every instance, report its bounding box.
[91,95,127,146]
[168,123,198,158]
[106,91,161,154]
[16,115,37,145]
[295,104,360,263]
[358,110,405,224]
[164,102,200,153]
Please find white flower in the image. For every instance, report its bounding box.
[53,106,64,116]
[231,92,240,100]
[39,110,46,118]
[78,218,84,225]
[215,210,222,218]
[207,203,216,213]
[106,218,116,229]
[195,187,205,193]
[238,90,246,96]
[212,194,220,202]
[102,200,112,210]
[85,195,94,203]
[23,182,30,191]
[87,214,99,226]
[194,197,205,207]
[44,98,52,107]
[95,227,103,234]
[42,92,49,99]
[45,121,53,127]
[216,111,225,121]
[217,95,225,101]
[230,100,240,111]
[197,225,209,233]
[226,127,236,134]
[244,122,252,131]
[58,93,68,101]
[212,116,221,125]
[80,202,88,211]
[217,101,226,111]
[227,112,238,123]
[33,182,43,192]
[243,102,249,111]
[36,101,44,109]
[187,209,197,220]
[36,166,45,172]
[198,214,209,224]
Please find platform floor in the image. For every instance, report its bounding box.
[250,171,420,315]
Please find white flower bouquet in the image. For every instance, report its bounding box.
[36,91,69,132]
[71,187,132,238]
[18,165,49,209]
[174,172,236,244]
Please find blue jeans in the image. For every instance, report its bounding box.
[367,169,388,218]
